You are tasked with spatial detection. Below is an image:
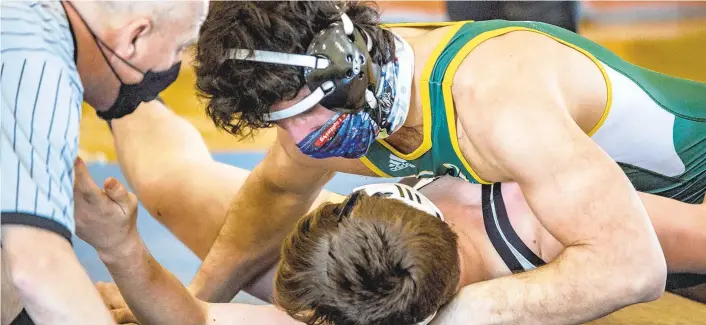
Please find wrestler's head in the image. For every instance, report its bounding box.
[274,185,460,325]
[196,1,405,159]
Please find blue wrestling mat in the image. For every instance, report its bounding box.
[76,151,398,303]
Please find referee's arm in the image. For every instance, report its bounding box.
[1,53,116,325]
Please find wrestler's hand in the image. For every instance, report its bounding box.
[96,282,139,324]
[74,157,139,259]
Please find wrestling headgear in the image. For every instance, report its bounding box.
[226,11,380,122]
[339,182,444,222]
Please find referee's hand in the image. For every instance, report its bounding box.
[73,157,139,260]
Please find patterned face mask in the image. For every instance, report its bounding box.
[295,34,414,159]
[296,112,379,159]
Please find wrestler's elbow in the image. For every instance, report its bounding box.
[615,217,667,302]
[596,240,666,304]
[641,272,667,303]
[626,250,667,303]
[560,243,664,311]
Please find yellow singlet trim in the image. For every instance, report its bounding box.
[587,63,612,136]
[375,22,466,160]
[381,22,466,29]
[360,156,392,178]
[442,26,613,184]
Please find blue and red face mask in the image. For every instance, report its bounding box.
[296,111,380,159]
[295,43,411,160]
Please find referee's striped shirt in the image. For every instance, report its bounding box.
[1,1,84,242]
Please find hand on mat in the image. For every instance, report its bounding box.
[74,156,139,258]
[96,282,139,324]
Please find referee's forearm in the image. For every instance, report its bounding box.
[4,226,115,325]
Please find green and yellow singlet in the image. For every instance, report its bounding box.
[361,20,706,203]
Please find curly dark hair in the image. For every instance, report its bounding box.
[194,1,396,137]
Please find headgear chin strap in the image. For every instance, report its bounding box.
[226,12,379,122]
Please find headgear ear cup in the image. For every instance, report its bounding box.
[304,18,377,113]
[226,12,379,120]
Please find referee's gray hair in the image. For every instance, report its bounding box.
[76,1,208,31]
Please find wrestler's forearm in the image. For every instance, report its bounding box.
[100,234,207,325]
[189,174,325,302]
[3,226,115,325]
[190,194,315,302]
[638,192,706,273]
[434,247,646,325]
[206,303,303,325]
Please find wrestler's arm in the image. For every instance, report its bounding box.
[99,235,207,325]
[638,192,706,274]
[190,129,336,302]
[73,160,301,325]
[99,232,300,325]
[434,31,666,325]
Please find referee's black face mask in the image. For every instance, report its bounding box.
[67,2,181,121]
[95,53,181,121]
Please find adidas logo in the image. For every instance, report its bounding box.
[389,154,416,172]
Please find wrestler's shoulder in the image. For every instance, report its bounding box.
[449,29,591,116]
[454,31,564,85]
[446,32,582,182]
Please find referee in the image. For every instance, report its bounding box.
[1,1,208,324]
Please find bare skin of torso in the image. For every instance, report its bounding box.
[274,25,608,180]
[349,176,705,289]
[324,177,562,286]
[414,177,563,286]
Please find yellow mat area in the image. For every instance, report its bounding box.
[77,8,706,324]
